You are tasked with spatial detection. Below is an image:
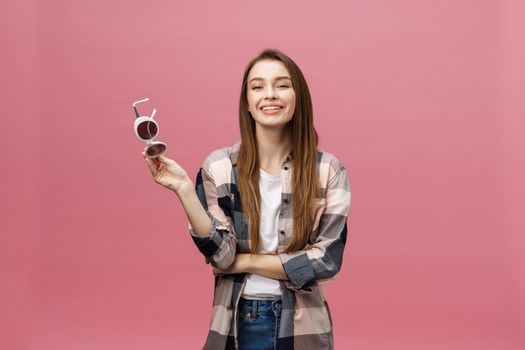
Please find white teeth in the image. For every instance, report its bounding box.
[262,106,282,111]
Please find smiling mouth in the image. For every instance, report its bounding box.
[261,106,283,111]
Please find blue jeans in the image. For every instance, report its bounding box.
[237,297,282,350]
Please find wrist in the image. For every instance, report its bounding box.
[174,178,194,197]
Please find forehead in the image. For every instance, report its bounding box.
[248,59,291,81]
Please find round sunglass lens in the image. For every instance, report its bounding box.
[146,143,167,157]
[137,120,158,140]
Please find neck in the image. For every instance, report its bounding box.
[256,125,292,170]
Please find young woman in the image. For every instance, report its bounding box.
[143,49,351,350]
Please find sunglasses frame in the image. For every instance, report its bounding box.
[133,98,167,158]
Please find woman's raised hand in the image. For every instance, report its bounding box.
[143,151,192,194]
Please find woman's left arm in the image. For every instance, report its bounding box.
[213,253,288,280]
[212,244,315,279]
[277,160,351,292]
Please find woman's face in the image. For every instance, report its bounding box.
[246,59,296,130]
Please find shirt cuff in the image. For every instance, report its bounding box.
[189,212,232,258]
[278,251,317,292]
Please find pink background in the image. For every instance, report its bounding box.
[2,0,524,349]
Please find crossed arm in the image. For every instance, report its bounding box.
[189,160,350,289]
[208,244,314,280]
[211,253,287,280]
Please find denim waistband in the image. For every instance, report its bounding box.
[238,297,282,318]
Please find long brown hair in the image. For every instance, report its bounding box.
[237,48,320,254]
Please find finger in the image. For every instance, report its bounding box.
[151,154,161,166]
[157,154,174,165]
[144,156,158,177]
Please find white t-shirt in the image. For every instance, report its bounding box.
[240,168,283,298]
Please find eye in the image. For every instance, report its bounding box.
[251,86,262,90]
[277,84,289,88]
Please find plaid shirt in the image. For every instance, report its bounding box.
[188,140,351,350]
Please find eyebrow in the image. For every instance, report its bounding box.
[248,76,292,83]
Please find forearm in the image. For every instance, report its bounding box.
[245,254,289,281]
[176,181,212,237]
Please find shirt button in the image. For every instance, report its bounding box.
[284,166,289,170]
[283,199,289,204]
[280,231,285,235]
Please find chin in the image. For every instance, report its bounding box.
[259,122,290,130]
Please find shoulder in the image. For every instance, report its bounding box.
[200,140,239,185]
[202,146,232,168]
[316,148,348,185]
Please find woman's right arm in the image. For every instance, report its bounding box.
[176,182,213,238]
[143,153,237,269]
[143,153,212,236]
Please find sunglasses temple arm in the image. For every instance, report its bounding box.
[132,98,150,119]
[150,108,157,119]
[133,106,141,119]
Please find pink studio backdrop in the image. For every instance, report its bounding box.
[2,0,524,349]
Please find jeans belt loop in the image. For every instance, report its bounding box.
[252,299,258,318]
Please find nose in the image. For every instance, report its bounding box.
[264,85,277,100]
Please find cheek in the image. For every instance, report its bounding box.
[247,94,258,110]
[283,91,296,105]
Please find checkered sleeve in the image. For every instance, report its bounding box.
[279,159,351,293]
[188,165,237,270]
